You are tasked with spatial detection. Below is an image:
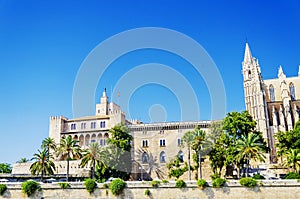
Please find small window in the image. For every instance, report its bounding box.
[71,123,76,130]
[99,139,103,146]
[81,123,86,129]
[100,121,106,128]
[178,150,184,162]
[142,140,149,147]
[160,151,166,163]
[91,122,96,129]
[159,139,166,147]
[177,138,182,146]
[91,140,96,143]
[142,152,149,163]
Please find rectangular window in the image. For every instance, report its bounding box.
[100,121,106,128]
[160,139,166,147]
[142,140,149,147]
[71,123,76,130]
[81,123,86,129]
[177,138,182,146]
[91,122,96,129]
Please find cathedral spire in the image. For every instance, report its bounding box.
[278,65,286,78]
[244,42,253,63]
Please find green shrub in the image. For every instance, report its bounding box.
[252,174,265,179]
[239,177,257,187]
[162,179,169,183]
[197,179,207,188]
[210,174,220,180]
[175,179,186,188]
[58,182,70,189]
[110,178,126,196]
[103,183,109,189]
[212,178,226,188]
[21,180,41,197]
[151,180,161,188]
[0,184,7,196]
[145,189,150,196]
[284,172,300,179]
[84,178,97,194]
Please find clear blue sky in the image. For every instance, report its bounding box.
[0,0,299,163]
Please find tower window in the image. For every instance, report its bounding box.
[290,83,296,101]
[269,85,275,102]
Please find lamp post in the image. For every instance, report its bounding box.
[139,166,143,181]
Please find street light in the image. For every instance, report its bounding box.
[139,166,143,181]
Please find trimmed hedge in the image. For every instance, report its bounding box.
[240,177,257,187]
[284,172,300,179]
[0,184,7,196]
[252,174,265,179]
[84,178,97,194]
[21,180,41,197]
[175,180,186,188]
[151,180,161,188]
[212,178,226,188]
[110,178,126,196]
[197,179,207,188]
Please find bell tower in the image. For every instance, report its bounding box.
[242,43,269,139]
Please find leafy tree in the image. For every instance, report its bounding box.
[106,123,133,180]
[30,148,55,181]
[80,142,106,179]
[182,130,195,180]
[167,156,188,180]
[0,163,12,173]
[56,136,81,181]
[283,149,300,173]
[236,133,267,176]
[17,158,29,163]
[42,137,57,158]
[275,120,300,157]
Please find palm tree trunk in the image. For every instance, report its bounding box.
[199,152,202,179]
[188,147,191,181]
[41,170,44,182]
[92,161,95,179]
[66,158,69,181]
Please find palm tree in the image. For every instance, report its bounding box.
[182,131,195,180]
[191,127,206,179]
[17,158,29,163]
[30,148,55,182]
[284,149,300,173]
[56,136,81,181]
[42,137,57,157]
[80,142,106,179]
[236,133,266,177]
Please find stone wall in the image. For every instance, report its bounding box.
[1,180,300,199]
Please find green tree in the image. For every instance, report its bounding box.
[30,148,55,181]
[166,156,188,180]
[284,149,300,173]
[191,127,207,179]
[17,158,29,163]
[275,120,300,157]
[57,136,81,181]
[42,137,57,157]
[0,163,12,173]
[107,123,133,180]
[236,133,267,176]
[80,142,106,179]
[182,130,195,180]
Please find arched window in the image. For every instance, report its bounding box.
[248,70,251,79]
[275,108,280,125]
[290,83,296,101]
[269,85,275,102]
[178,150,184,162]
[142,152,149,164]
[160,151,166,163]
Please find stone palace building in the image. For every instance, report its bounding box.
[12,42,299,179]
